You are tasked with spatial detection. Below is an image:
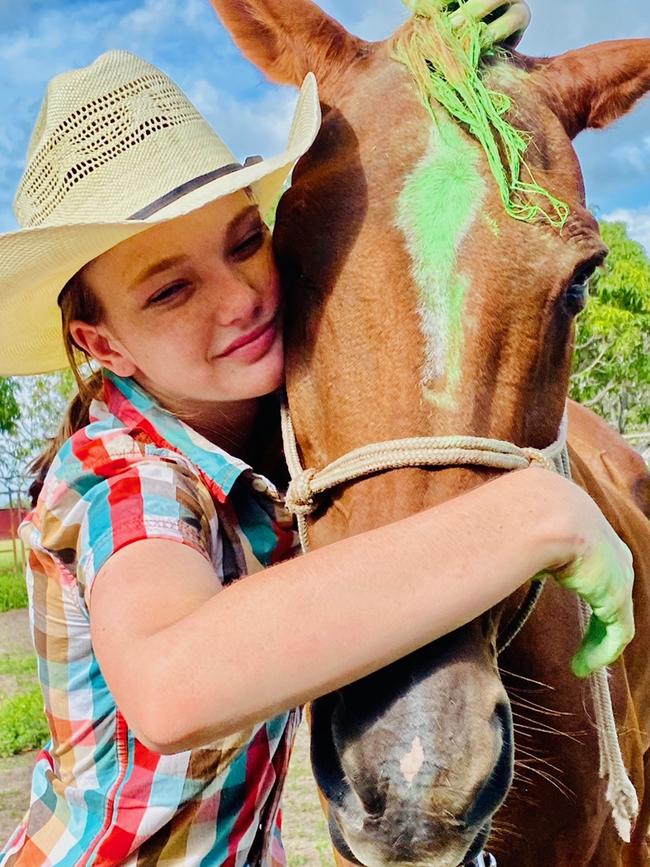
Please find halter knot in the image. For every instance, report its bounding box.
[285,468,318,517]
[521,448,555,473]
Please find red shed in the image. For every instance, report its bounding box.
[0,508,29,541]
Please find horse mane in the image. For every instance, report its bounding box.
[391,0,569,228]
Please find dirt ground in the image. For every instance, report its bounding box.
[0,610,33,656]
[0,609,333,864]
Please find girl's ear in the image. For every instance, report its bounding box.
[533,39,650,139]
[208,0,371,88]
[69,321,137,379]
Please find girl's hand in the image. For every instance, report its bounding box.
[450,0,532,49]
[507,467,635,679]
[551,533,635,679]
[531,473,636,678]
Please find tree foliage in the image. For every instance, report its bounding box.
[0,378,20,434]
[0,370,75,503]
[571,221,650,434]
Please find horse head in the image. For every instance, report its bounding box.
[210,2,650,864]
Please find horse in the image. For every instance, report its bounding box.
[209,1,650,864]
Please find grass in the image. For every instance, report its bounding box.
[0,686,49,758]
[0,655,36,679]
[0,549,21,571]
[0,570,28,613]
[0,653,47,758]
[282,725,334,866]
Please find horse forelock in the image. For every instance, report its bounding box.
[391,1,570,231]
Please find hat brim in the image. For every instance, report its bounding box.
[0,73,321,376]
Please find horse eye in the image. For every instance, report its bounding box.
[564,257,603,316]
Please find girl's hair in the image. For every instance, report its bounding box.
[29,272,105,506]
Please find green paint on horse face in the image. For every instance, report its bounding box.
[396,114,486,408]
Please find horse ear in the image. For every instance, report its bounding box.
[533,39,650,139]
[208,0,370,88]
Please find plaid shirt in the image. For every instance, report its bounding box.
[1,371,300,866]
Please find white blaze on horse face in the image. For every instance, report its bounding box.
[396,116,486,406]
[400,735,426,785]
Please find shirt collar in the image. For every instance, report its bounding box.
[101,369,279,499]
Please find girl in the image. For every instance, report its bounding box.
[0,5,634,865]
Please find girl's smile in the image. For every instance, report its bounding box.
[216,314,280,361]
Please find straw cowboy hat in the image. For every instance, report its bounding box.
[0,51,321,376]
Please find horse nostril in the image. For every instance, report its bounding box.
[356,773,389,818]
[492,700,512,739]
[463,700,514,831]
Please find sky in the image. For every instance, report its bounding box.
[0,0,648,249]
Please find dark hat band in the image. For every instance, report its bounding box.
[128,155,264,220]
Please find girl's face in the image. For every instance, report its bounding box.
[72,191,283,410]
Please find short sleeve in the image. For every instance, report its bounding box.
[77,456,214,604]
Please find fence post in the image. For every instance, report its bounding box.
[7,488,20,574]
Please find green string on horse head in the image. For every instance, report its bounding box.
[393,0,570,228]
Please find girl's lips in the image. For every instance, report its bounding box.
[218,317,278,362]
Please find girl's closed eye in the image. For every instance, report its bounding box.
[231,223,266,261]
[146,281,190,308]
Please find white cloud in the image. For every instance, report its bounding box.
[186,79,297,158]
[605,207,650,254]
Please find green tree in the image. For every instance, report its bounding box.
[571,221,650,435]
[0,378,20,433]
[0,370,75,505]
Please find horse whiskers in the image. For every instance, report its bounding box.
[513,751,575,801]
[505,782,541,811]
[514,747,566,777]
[488,817,526,849]
[516,761,575,800]
[489,828,524,845]
[499,666,556,691]
[508,694,573,719]
[513,721,585,745]
[490,815,523,833]
[514,749,571,786]
[514,761,571,792]
[512,712,585,743]
[511,705,574,724]
[511,771,542,793]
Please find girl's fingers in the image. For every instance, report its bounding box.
[449,0,512,27]
[449,0,532,49]
[484,3,532,47]
[572,613,635,679]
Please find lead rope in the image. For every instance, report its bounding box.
[280,401,638,842]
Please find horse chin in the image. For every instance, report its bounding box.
[328,795,492,867]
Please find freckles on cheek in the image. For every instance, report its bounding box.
[132,321,196,369]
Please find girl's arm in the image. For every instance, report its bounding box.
[89,466,633,753]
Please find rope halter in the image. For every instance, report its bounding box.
[280,401,638,842]
[282,407,566,532]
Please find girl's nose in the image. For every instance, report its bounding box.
[211,271,264,328]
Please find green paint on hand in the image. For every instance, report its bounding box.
[397,116,486,404]
[393,0,569,228]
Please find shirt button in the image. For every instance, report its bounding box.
[252,478,267,493]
